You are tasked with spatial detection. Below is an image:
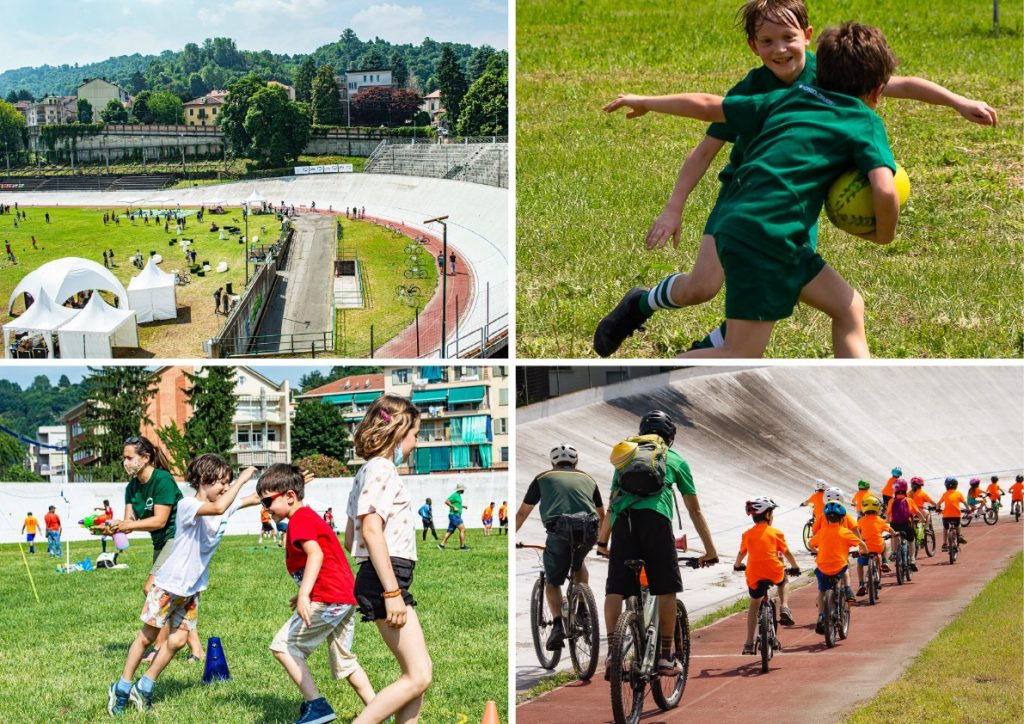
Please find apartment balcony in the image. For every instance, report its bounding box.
[233,449,290,467]
[233,440,286,453]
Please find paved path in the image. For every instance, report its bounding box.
[257,213,335,352]
[518,516,1023,723]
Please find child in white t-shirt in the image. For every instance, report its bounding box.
[345,395,432,724]
[107,455,257,715]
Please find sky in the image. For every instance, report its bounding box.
[0,0,507,73]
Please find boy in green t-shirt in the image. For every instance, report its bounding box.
[593,0,996,358]
[604,21,902,358]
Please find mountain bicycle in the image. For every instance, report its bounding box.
[1012,499,1022,523]
[802,515,815,553]
[733,564,800,672]
[608,556,698,724]
[518,541,601,681]
[863,552,882,605]
[819,570,850,649]
[395,283,420,307]
[172,269,191,285]
[886,532,912,585]
[917,508,937,558]
[960,501,997,527]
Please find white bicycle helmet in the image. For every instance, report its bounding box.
[824,487,844,504]
[550,444,578,466]
[745,497,778,515]
[814,478,828,491]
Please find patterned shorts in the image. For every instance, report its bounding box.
[139,586,200,631]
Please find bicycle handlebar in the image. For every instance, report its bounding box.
[515,542,545,551]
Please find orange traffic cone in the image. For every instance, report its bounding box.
[481,700,500,724]
[675,534,688,551]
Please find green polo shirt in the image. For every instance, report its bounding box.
[715,84,895,261]
[446,492,464,516]
[124,468,182,550]
[610,448,695,525]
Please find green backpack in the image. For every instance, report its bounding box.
[612,434,669,497]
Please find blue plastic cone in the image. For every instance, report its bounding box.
[202,636,231,683]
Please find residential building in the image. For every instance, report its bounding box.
[299,367,510,474]
[60,401,98,481]
[230,368,293,469]
[23,96,76,127]
[342,69,395,95]
[420,89,444,125]
[268,81,296,101]
[31,425,68,483]
[183,90,228,127]
[77,78,132,122]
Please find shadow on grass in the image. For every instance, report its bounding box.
[140,305,193,327]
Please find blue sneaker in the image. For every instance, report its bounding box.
[129,683,153,711]
[295,697,336,724]
[107,683,130,716]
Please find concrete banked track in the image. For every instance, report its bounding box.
[515,365,1023,692]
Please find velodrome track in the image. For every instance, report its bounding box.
[5,173,508,356]
[515,365,1023,696]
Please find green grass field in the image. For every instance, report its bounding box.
[1,206,259,357]
[847,551,1023,722]
[516,0,1023,358]
[335,220,439,357]
[0,532,507,723]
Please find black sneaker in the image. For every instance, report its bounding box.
[593,287,649,357]
[688,321,727,351]
[815,616,825,635]
[545,620,565,651]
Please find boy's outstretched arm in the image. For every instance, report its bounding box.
[856,167,900,244]
[604,93,725,122]
[648,135,726,250]
[883,76,997,126]
[198,466,258,516]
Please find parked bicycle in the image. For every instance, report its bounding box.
[395,283,420,307]
[819,570,850,648]
[404,266,428,279]
[172,269,191,286]
[733,564,799,672]
[518,541,601,681]
[608,556,698,724]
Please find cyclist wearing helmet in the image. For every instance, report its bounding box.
[985,476,1004,513]
[855,495,893,595]
[852,480,872,517]
[808,502,867,634]
[909,477,936,525]
[734,497,799,654]
[1009,475,1024,516]
[882,467,902,512]
[886,479,922,572]
[800,479,829,522]
[516,443,605,651]
[811,488,857,535]
[937,477,969,550]
[596,409,718,677]
[966,478,984,513]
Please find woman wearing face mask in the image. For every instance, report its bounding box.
[112,436,204,664]
[346,395,432,724]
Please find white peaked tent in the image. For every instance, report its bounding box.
[3,289,77,358]
[127,257,177,322]
[57,293,139,358]
[245,190,266,207]
[8,257,129,314]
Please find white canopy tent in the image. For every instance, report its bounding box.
[56,293,139,358]
[3,289,77,358]
[244,190,266,207]
[127,257,177,322]
[8,257,129,314]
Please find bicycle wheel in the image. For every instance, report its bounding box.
[652,599,689,710]
[960,511,972,527]
[923,526,936,558]
[867,559,877,605]
[822,590,836,648]
[948,539,957,565]
[609,610,645,724]
[758,601,772,673]
[838,595,850,640]
[984,507,998,525]
[895,544,905,585]
[530,577,561,670]
[1013,502,1021,522]
[802,520,814,553]
[567,583,600,681]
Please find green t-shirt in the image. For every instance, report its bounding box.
[124,467,182,550]
[524,469,603,526]
[715,84,895,260]
[610,448,695,525]
[707,53,818,189]
[446,492,464,516]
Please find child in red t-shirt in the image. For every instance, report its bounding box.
[258,464,374,723]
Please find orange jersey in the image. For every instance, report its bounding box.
[812,512,857,535]
[882,476,898,497]
[1010,482,1024,502]
[911,489,935,509]
[482,506,493,520]
[803,490,825,519]
[986,484,1003,500]
[22,516,39,533]
[937,490,968,519]
[852,489,871,513]
[738,522,789,590]
[498,505,509,519]
[885,495,921,521]
[809,523,863,576]
[967,486,983,502]
[855,514,892,555]
[260,509,271,524]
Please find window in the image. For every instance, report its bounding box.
[501,446,509,462]
[495,417,508,434]
[392,368,411,384]
[189,108,194,116]
[499,388,508,405]
[212,107,217,114]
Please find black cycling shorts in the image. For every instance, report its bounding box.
[942,518,962,530]
[606,508,682,597]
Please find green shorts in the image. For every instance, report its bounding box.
[716,233,826,321]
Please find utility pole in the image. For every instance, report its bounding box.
[423,215,449,358]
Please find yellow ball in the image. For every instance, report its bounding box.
[825,163,910,235]
[610,440,638,469]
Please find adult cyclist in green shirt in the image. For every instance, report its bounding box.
[438,483,470,550]
[597,410,718,676]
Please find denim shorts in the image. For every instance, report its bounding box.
[815,566,848,592]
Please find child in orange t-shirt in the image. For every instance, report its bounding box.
[852,481,872,516]
[985,476,1004,512]
[21,511,41,554]
[259,506,275,544]
[1009,475,1023,518]
[936,477,969,550]
[498,501,509,535]
[734,497,800,654]
[481,502,494,536]
[854,496,892,595]
[808,502,867,634]
[800,482,826,521]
